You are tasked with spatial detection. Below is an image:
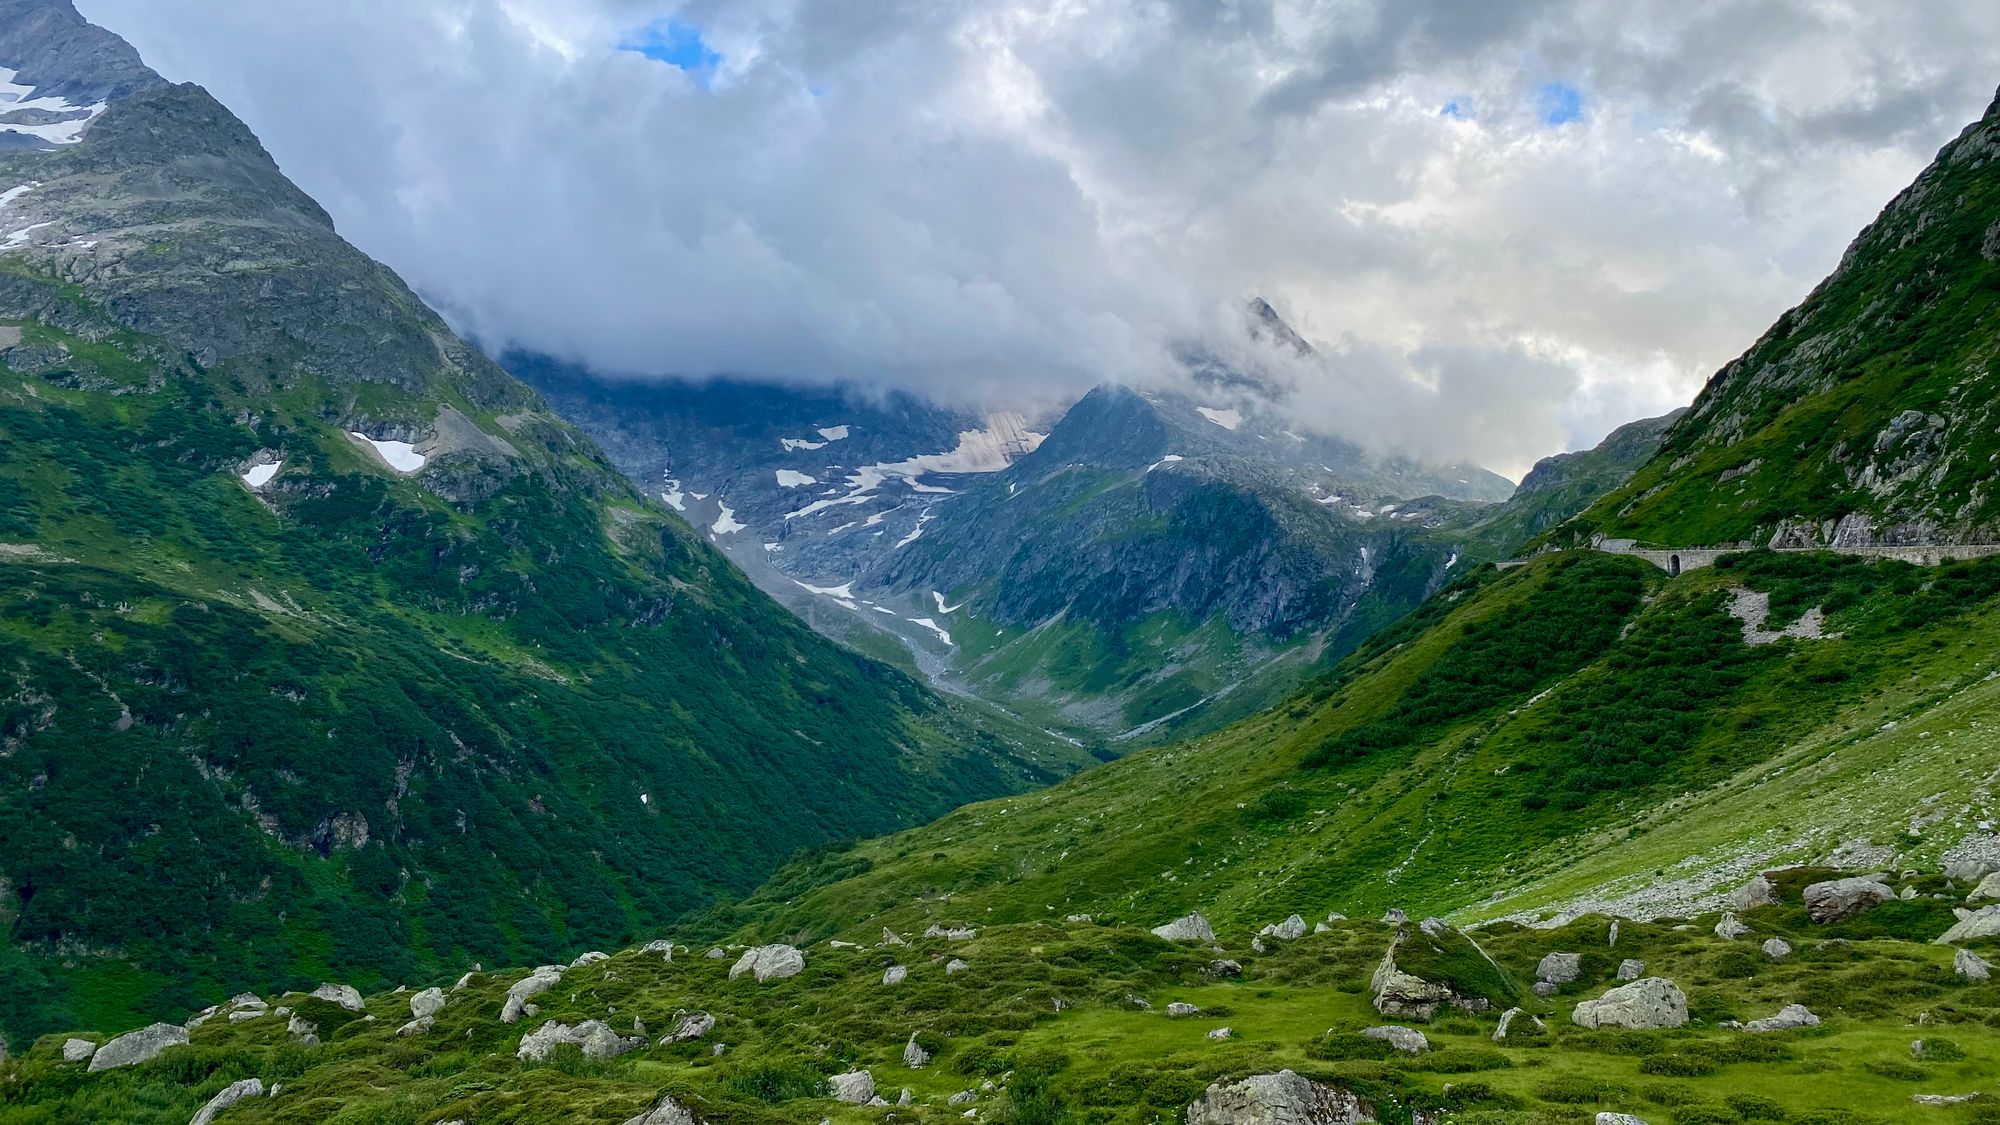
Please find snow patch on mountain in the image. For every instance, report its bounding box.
[660,478,687,511]
[817,425,850,441]
[0,69,107,147]
[350,433,427,473]
[1148,455,1184,472]
[896,512,934,549]
[784,414,1044,521]
[775,470,817,488]
[909,617,953,645]
[795,580,857,607]
[711,501,746,535]
[241,461,282,489]
[1197,407,1242,430]
[932,592,964,614]
[780,437,825,452]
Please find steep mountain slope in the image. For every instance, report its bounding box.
[0,2,1083,1043]
[1581,88,2000,549]
[1466,408,1684,555]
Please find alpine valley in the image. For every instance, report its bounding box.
[4,5,2000,1125]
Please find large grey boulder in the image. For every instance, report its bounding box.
[1260,915,1308,941]
[1802,877,1895,922]
[189,1078,265,1125]
[1152,912,1216,943]
[882,965,908,986]
[1596,1115,1649,1125]
[666,1011,716,1043]
[621,1097,703,1125]
[1714,913,1753,940]
[903,1033,931,1068]
[1167,1002,1201,1018]
[309,983,365,1012]
[501,965,564,1023]
[1617,959,1645,980]
[1762,938,1793,960]
[1970,871,2000,901]
[728,944,805,982]
[396,1015,434,1037]
[516,1019,644,1062]
[881,928,907,946]
[1570,978,1688,1030]
[1537,952,1582,985]
[1371,964,1453,1022]
[409,987,446,1021]
[61,1038,95,1063]
[87,1023,189,1072]
[828,1070,876,1104]
[1937,905,2000,944]
[1726,875,1781,910]
[1361,1025,1429,1054]
[1741,1004,1819,1032]
[1492,1007,1545,1042]
[1955,948,1993,981]
[1185,1070,1371,1125]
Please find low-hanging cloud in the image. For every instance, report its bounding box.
[80,0,2000,477]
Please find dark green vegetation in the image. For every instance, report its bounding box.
[0,32,1083,1044]
[3,908,1994,1124]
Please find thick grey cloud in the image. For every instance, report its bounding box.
[79,0,2000,476]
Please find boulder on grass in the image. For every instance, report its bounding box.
[1152,913,1216,943]
[1570,979,1688,1031]
[1802,878,1895,923]
[727,944,805,982]
[86,1023,188,1072]
[1185,1070,1370,1125]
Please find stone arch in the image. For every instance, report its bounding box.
[1669,554,1682,577]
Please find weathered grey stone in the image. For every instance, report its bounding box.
[287,1014,319,1046]
[409,987,446,1021]
[1251,937,1268,954]
[948,1090,978,1105]
[1537,952,1582,984]
[728,944,805,982]
[1943,833,2000,882]
[1206,959,1244,978]
[1936,904,2000,944]
[881,928,907,946]
[516,1019,643,1062]
[1803,877,1895,922]
[1361,1025,1429,1054]
[1492,1007,1546,1042]
[1726,875,1781,911]
[903,1033,931,1068]
[667,1011,716,1042]
[641,939,674,957]
[1167,1002,1201,1017]
[309,983,365,1012]
[1262,914,1308,941]
[1152,912,1216,943]
[1381,908,1408,925]
[1617,959,1645,980]
[1608,920,1620,947]
[923,924,977,940]
[898,1088,914,1106]
[87,1023,189,1072]
[1825,837,1897,869]
[570,951,610,967]
[1372,955,1455,1022]
[501,965,564,1023]
[1741,1004,1819,1032]
[1955,948,1993,980]
[61,1038,95,1063]
[1206,1027,1234,1040]
[1570,978,1688,1030]
[828,1069,876,1104]
[620,1096,703,1125]
[1970,871,2000,901]
[945,958,970,975]
[1184,1070,1370,1124]
[1715,913,1753,940]
[1911,1092,1982,1107]
[1595,1114,1649,1125]
[189,1078,265,1125]
[1532,981,1558,997]
[396,1015,434,1037]
[704,947,727,959]
[882,965,908,985]
[1763,938,1793,960]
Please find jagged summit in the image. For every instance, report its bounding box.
[0,0,162,133]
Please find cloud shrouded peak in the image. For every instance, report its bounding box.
[76,0,2000,476]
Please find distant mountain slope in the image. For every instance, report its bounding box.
[1467,409,1684,555]
[0,1,1081,1043]
[1581,89,2000,549]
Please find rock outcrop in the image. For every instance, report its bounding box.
[1185,1070,1371,1125]
[1937,905,2000,944]
[1956,948,1993,980]
[1762,938,1793,960]
[501,965,564,1023]
[666,1011,716,1043]
[309,983,365,1012]
[621,1097,704,1125]
[60,1038,94,1063]
[1803,877,1895,922]
[1726,875,1781,910]
[902,1034,931,1068]
[1715,913,1753,939]
[1536,952,1581,985]
[516,1020,644,1062]
[728,944,805,982]
[828,1070,876,1104]
[1570,978,1688,1030]
[1741,1004,1820,1032]
[409,987,446,1021]
[1151,912,1216,943]
[1260,915,1308,941]
[1361,1025,1428,1054]
[86,1023,188,1072]
[1617,959,1645,980]
[189,1078,265,1125]
[882,965,908,985]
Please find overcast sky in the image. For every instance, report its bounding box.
[81,0,2000,476]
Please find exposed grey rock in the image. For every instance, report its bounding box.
[1206,1027,1234,1040]
[1381,908,1408,925]
[1184,1070,1371,1124]
[1825,837,1897,869]
[667,1011,716,1042]
[570,951,610,967]
[1955,948,1993,981]
[882,965,908,985]
[828,1070,876,1104]
[1617,959,1645,980]
[1741,1004,1820,1032]
[453,971,479,991]
[1167,1002,1201,1017]
[1064,914,1093,923]
[1371,954,1455,1023]
[1152,912,1216,943]
[923,924,977,940]
[1492,1007,1545,1042]
[1531,981,1558,997]
[1970,871,2000,901]
[1262,914,1308,941]
[501,965,564,1023]
[1570,978,1688,1030]
[409,987,446,1021]
[189,1078,265,1125]
[826,939,859,949]
[948,1090,978,1106]
[1361,1025,1429,1054]
[898,1088,913,1106]
[516,1019,643,1062]
[1726,874,1782,911]
[1936,904,2000,944]
[287,1014,319,1046]
[1596,1115,1650,1125]
[945,958,970,975]
[903,1033,931,1068]
[881,928,907,946]
[396,1015,434,1037]
[1943,833,2000,882]
[703,947,726,959]
[620,1096,704,1125]
[60,1038,95,1063]
[1803,877,1895,922]
[309,983,365,1012]
[1911,1092,1982,1107]
[87,1022,188,1072]
[1251,937,1267,954]
[1206,959,1244,978]
[1419,917,1449,938]
[1911,1038,1960,1059]
[1537,952,1582,984]
[1608,920,1620,947]
[728,944,805,982]
[641,939,674,957]
[1714,913,1753,940]
[1763,938,1793,960]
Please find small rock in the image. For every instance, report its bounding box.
[948,1090,977,1105]
[1714,913,1753,940]
[641,938,674,957]
[1492,1007,1546,1042]
[923,924,977,940]
[946,958,970,975]
[1803,877,1896,922]
[87,1023,189,1072]
[1955,948,1993,981]
[501,965,564,1023]
[1726,874,1782,911]
[1151,912,1216,943]
[287,1014,319,1046]
[409,987,446,1021]
[309,983,365,1012]
[570,951,609,967]
[827,939,858,949]
[1741,1004,1819,1032]
[1166,1002,1201,1018]
[882,928,907,945]
[1971,871,2000,902]
[1250,937,1267,954]
[1124,994,1153,1012]
[704,947,726,959]
[1763,938,1793,960]
[1267,914,1307,941]
[898,1088,914,1106]
[666,1011,716,1042]
[1608,919,1620,947]
[189,1078,265,1125]
[1537,952,1582,984]
[883,965,908,985]
[1064,914,1092,923]
[396,1016,434,1037]
[903,1033,931,1068]
[1571,978,1688,1031]
[1825,837,1897,869]
[620,1096,704,1125]
[1381,908,1408,924]
[1206,1027,1233,1040]
[61,1038,95,1063]
[1205,959,1243,978]
[1617,959,1645,980]
[828,1069,876,1105]
[1361,1025,1429,1054]
[1532,981,1558,997]
[728,944,805,982]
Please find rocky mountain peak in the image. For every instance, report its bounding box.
[0,0,163,119]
